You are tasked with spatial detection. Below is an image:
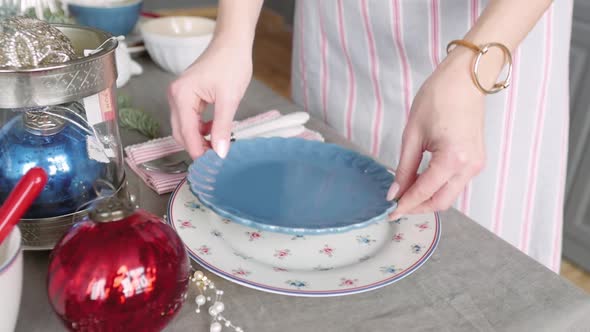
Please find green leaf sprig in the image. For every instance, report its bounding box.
[117,94,161,139]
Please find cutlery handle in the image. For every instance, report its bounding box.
[254,125,306,138]
[139,125,307,174]
[235,112,309,139]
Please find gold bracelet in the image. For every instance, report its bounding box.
[446,39,513,95]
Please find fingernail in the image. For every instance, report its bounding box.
[215,139,229,159]
[387,182,400,201]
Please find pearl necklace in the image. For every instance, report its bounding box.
[191,270,244,332]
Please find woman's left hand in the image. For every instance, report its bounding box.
[388,50,487,220]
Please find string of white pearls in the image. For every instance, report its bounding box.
[191,270,244,332]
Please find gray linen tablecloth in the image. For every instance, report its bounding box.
[15,58,590,332]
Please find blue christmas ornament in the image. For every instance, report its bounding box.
[0,112,105,219]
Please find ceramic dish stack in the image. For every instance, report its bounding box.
[168,138,440,297]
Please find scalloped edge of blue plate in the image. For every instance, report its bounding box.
[187,137,398,236]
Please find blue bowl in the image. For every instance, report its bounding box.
[68,0,143,37]
[187,137,397,235]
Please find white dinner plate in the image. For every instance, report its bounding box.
[168,179,440,297]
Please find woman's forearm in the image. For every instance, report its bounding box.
[214,0,264,48]
[467,0,553,51]
[448,0,553,90]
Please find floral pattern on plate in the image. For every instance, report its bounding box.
[246,231,263,242]
[415,222,430,232]
[356,235,376,245]
[380,265,401,274]
[196,245,211,255]
[318,245,336,257]
[184,200,206,212]
[286,280,308,289]
[339,278,359,287]
[168,179,440,297]
[210,230,223,238]
[177,219,195,229]
[392,233,404,242]
[410,244,426,254]
[274,249,291,260]
[232,268,251,277]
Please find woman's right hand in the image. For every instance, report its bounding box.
[167,37,253,159]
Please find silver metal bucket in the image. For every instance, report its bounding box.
[0,24,118,109]
[0,23,125,249]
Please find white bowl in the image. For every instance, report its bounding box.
[0,227,23,332]
[140,16,216,75]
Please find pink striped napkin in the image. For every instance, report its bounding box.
[125,110,324,194]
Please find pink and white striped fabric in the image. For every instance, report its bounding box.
[291,0,573,272]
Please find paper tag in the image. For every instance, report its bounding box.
[83,93,102,126]
[98,89,116,121]
[82,88,118,163]
[82,89,116,125]
[87,136,110,163]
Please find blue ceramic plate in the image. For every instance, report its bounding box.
[187,138,396,235]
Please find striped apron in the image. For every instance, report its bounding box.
[291,0,573,272]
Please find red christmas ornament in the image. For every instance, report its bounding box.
[47,196,190,332]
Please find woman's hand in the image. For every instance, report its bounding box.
[167,38,253,159]
[388,50,487,219]
[386,0,554,218]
